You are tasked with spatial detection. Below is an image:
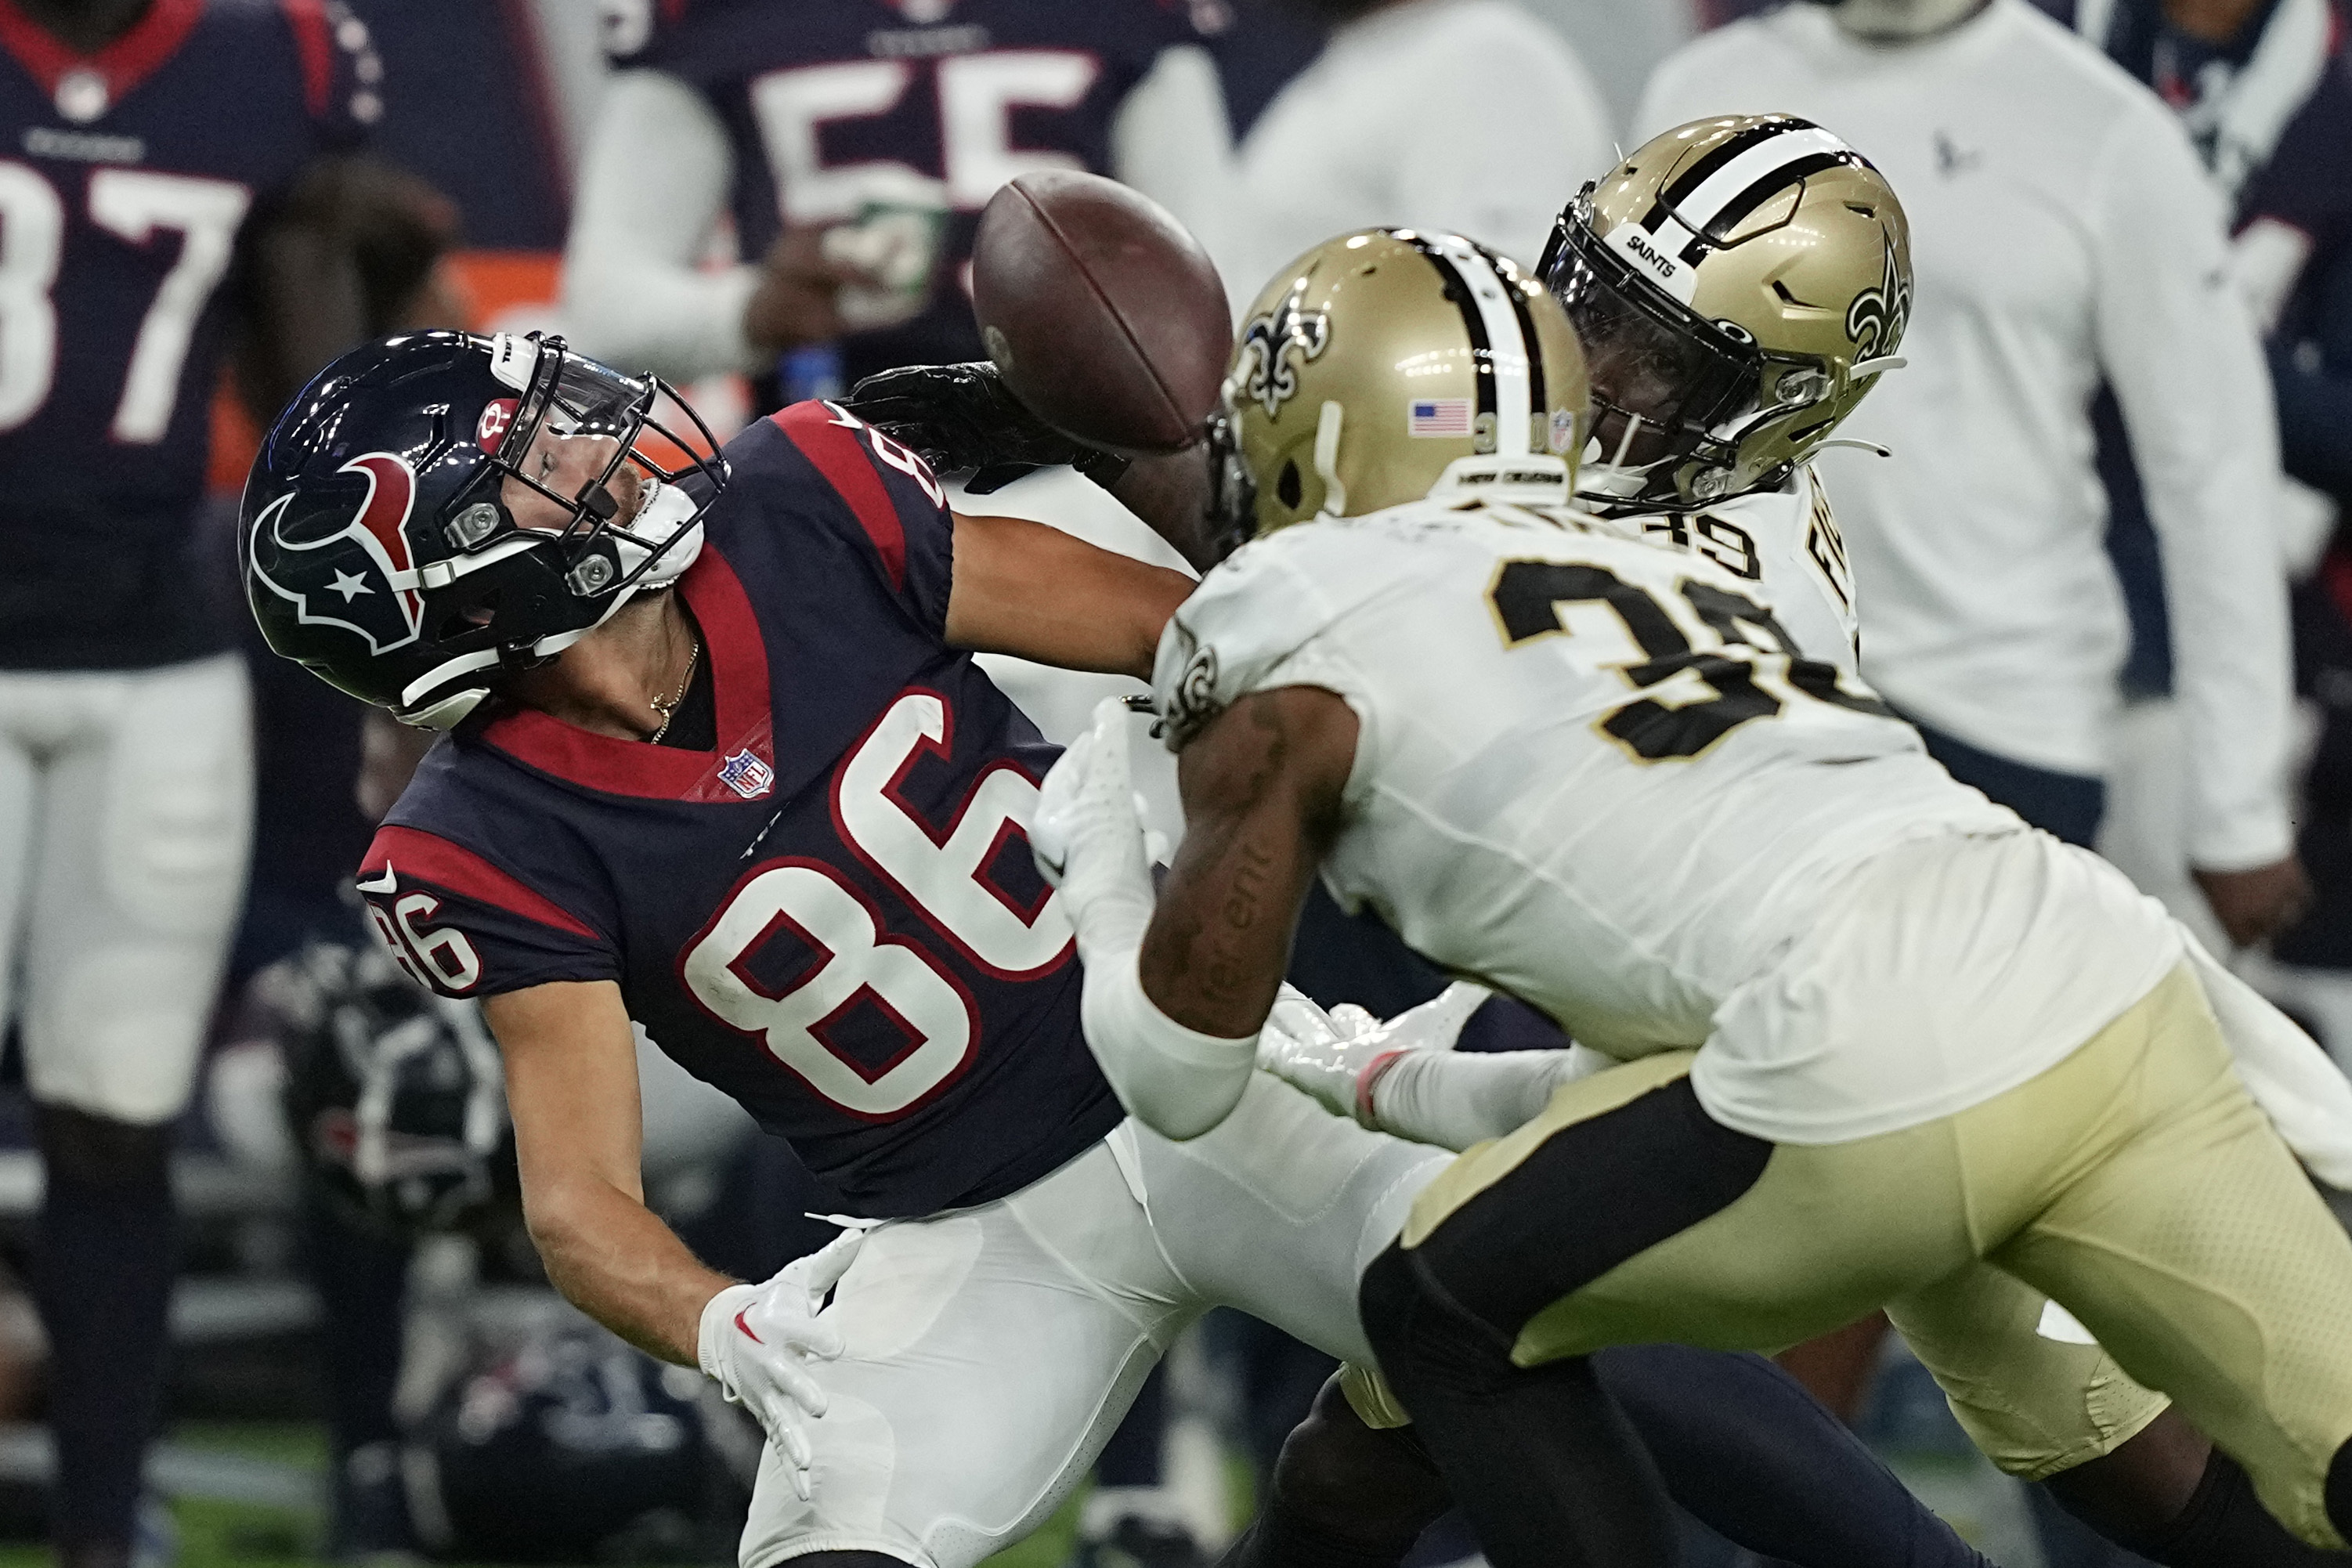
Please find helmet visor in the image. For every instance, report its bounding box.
[1540,207,1761,472]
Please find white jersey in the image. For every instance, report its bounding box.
[1154,498,2180,1142]
[1608,464,1860,679]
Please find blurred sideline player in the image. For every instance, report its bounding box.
[1217,0,1613,291]
[244,329,2054,1568]
[565,0,1234,401]
[1642,0,2308,950]
[0,2,414,1563]
[1035,216,2352,1563]
[2059,0,2352,1070]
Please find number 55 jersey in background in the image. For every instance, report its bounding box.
[600,0,1217,388]
[360,404,1118,1219]
[0,0,374,670]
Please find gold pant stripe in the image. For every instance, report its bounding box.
[1403,965,2352,1547]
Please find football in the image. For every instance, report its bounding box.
[970,170,1232,454]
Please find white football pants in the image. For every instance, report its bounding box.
[0,655,252,1125]
[739,1075,1449,1568]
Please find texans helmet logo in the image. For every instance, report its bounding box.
[248,453,429,655]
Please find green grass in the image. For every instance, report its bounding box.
[0,1422,1099,1568]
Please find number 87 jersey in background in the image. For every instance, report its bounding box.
[359,404,1121,1221]
[0,0,375,671]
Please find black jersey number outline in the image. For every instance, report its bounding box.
[1486,559,1891,761]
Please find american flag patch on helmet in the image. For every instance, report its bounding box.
[1408,398,1472,436]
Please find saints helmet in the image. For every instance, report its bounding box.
[1205,229,1589,556]
[1537,114,1911,508]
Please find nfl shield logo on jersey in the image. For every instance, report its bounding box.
[717,750,775,800]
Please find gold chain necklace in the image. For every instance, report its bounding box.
[647,631,702,745]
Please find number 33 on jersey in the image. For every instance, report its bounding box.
[359,404,1119,1221]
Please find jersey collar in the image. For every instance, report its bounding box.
[0,0,205,120]
[477,544,779,803]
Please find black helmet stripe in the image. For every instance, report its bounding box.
[1642,122,1855,262]
[1398,233,1496,425]
[1494,255,1551,438]
[1682,150,1852,262]
[1644,119,1796,229]
[1397,233,1541,453]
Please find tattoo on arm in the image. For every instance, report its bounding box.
[1141,689,1353,1035]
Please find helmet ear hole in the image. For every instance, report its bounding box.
[1276,460,1303,510]
[435,589,503,644]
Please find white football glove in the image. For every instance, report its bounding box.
[1031,698,1160,948]
[697,1225,863,1501]
[1257,981,1491,1125]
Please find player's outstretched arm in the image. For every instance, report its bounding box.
[945,511,1195,679]
[1033,689,1353,1138]
[843,361,1223,570]
[485,981,727,1366]
[487,979,854,1495]
[1142,686,1355,1036]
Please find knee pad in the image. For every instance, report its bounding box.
[1357,1240,1519,1404]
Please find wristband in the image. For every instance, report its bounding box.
[1355,1049,1410,1129]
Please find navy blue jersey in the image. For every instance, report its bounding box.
[0,0,373,670]
[604,0,1212,387]
[2238,52,2352,500]
[2060,0,2352,499]
[358,403,1119,1219]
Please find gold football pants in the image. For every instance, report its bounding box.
[1397,963,2352,1547]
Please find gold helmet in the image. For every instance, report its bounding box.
[1536,114,1911,508]
[1204,229,1589,555]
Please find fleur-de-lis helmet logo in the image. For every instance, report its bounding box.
[1844,237,1912,363]
[1234,276,1331,418]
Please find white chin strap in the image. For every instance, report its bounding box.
[613,479,704,591]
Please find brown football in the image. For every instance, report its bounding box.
[970,171,1231,454]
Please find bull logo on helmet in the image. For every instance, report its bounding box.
[247,453,429,655]
[1844,239,1913,363]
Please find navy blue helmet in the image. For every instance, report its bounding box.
[241,331,728,728]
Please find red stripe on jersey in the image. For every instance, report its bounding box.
[0,0,204,105]
[660,0,688,21]
[279,0,331,119]
[363,825,603,943]
[772,402,906,591]
[476,544,778,801]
